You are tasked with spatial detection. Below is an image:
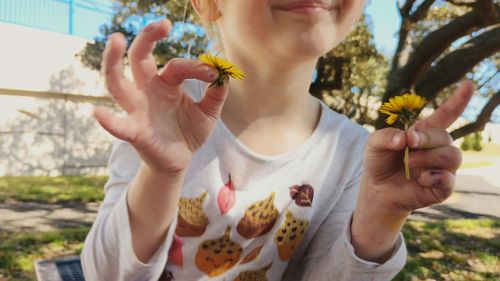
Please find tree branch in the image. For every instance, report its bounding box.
[415,26,500,100]
[450,90,500,139]
[399,0,417,17]
[409,0,436,22]
[385,5,498,99]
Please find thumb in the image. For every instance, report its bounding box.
[366,128,407,154]
[198,84,229,120]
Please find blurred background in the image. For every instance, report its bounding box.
[0,0,498,280]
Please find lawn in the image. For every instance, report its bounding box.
[0,176,106,203]
[394,219,500,281]
[0,176,499,280]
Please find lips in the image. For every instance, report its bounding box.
[276,1,336,12]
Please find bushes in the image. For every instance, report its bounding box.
[461,132,483,151]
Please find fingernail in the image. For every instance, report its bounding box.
[208,69,218,79]
[430,170,442,176]
[412,130,420,147]
[392,132,403,146]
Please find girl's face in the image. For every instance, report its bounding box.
[214,0,365,64]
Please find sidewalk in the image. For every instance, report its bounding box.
[0,201,99,232]
[1,154,499,232]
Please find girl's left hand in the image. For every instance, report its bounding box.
[362,81,475,215]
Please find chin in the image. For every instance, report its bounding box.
[283,35,341,61]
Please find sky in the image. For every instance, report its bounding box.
[365,1,401,57]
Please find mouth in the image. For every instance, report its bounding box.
[274,1,339,14]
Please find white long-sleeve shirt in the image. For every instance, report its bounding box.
[81,79,407,281]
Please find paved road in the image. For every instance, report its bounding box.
[411,154,500,221]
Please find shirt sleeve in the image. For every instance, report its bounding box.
[81,139,178,281]
[287,159,407,281]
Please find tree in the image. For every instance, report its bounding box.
[77,0,206,71]
[377,0,500,140]
[310,15,388,125]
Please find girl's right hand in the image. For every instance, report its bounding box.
[95,19,227,176]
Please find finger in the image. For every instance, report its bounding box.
[407,128,453,149]
[103,33,140,113]
[94,106,138,143]
[128,19,171,88]
[416,169,455,203]
[158,58,219,87]
[198,85,229,119]
[367,127,407,153]
[416,80,474,129]
[409,146,462,172]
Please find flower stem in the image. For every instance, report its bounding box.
[404,124,410,180]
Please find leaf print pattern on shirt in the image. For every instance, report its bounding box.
[217,174,236,215]
[240,245,264,264]
[167,235,183,267]
[274,210,309,261]
[195,226,242,278]
[237,192,279,239]
[233,262,273,281]
[176,192,209,237]
[290,184,314,207]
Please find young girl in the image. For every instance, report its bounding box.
[82,0,473,280]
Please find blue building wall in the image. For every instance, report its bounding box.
[0,0,113,39]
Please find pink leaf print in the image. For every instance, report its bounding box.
[290,184,314,207]
[217,174,236,215]
[168,235,183,267]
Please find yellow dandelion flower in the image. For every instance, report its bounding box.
[378,92,427,180]
[379,93,427,125]
[198,53,245,88]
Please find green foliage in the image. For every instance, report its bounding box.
[314,15,388,125]
[472,132,483,151]
[78,0,206,71]
[0,176,106,203]
[461,132,484,152]
[461,135,472,151]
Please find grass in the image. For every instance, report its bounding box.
[0,176,107,203]
[395,219,500,281]
[0,219,498,280]
[0,227,90,281]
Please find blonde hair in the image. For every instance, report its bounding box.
[191,0,223,52]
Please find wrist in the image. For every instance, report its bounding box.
[349,177,409,263]
[140,163,188,184]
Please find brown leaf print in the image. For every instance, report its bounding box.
[175,192,209,237]
[237,193,279,239]
[240,245,264,264]
[290,184,314,207]
[233,262,273,281]
[274,210,309,261]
